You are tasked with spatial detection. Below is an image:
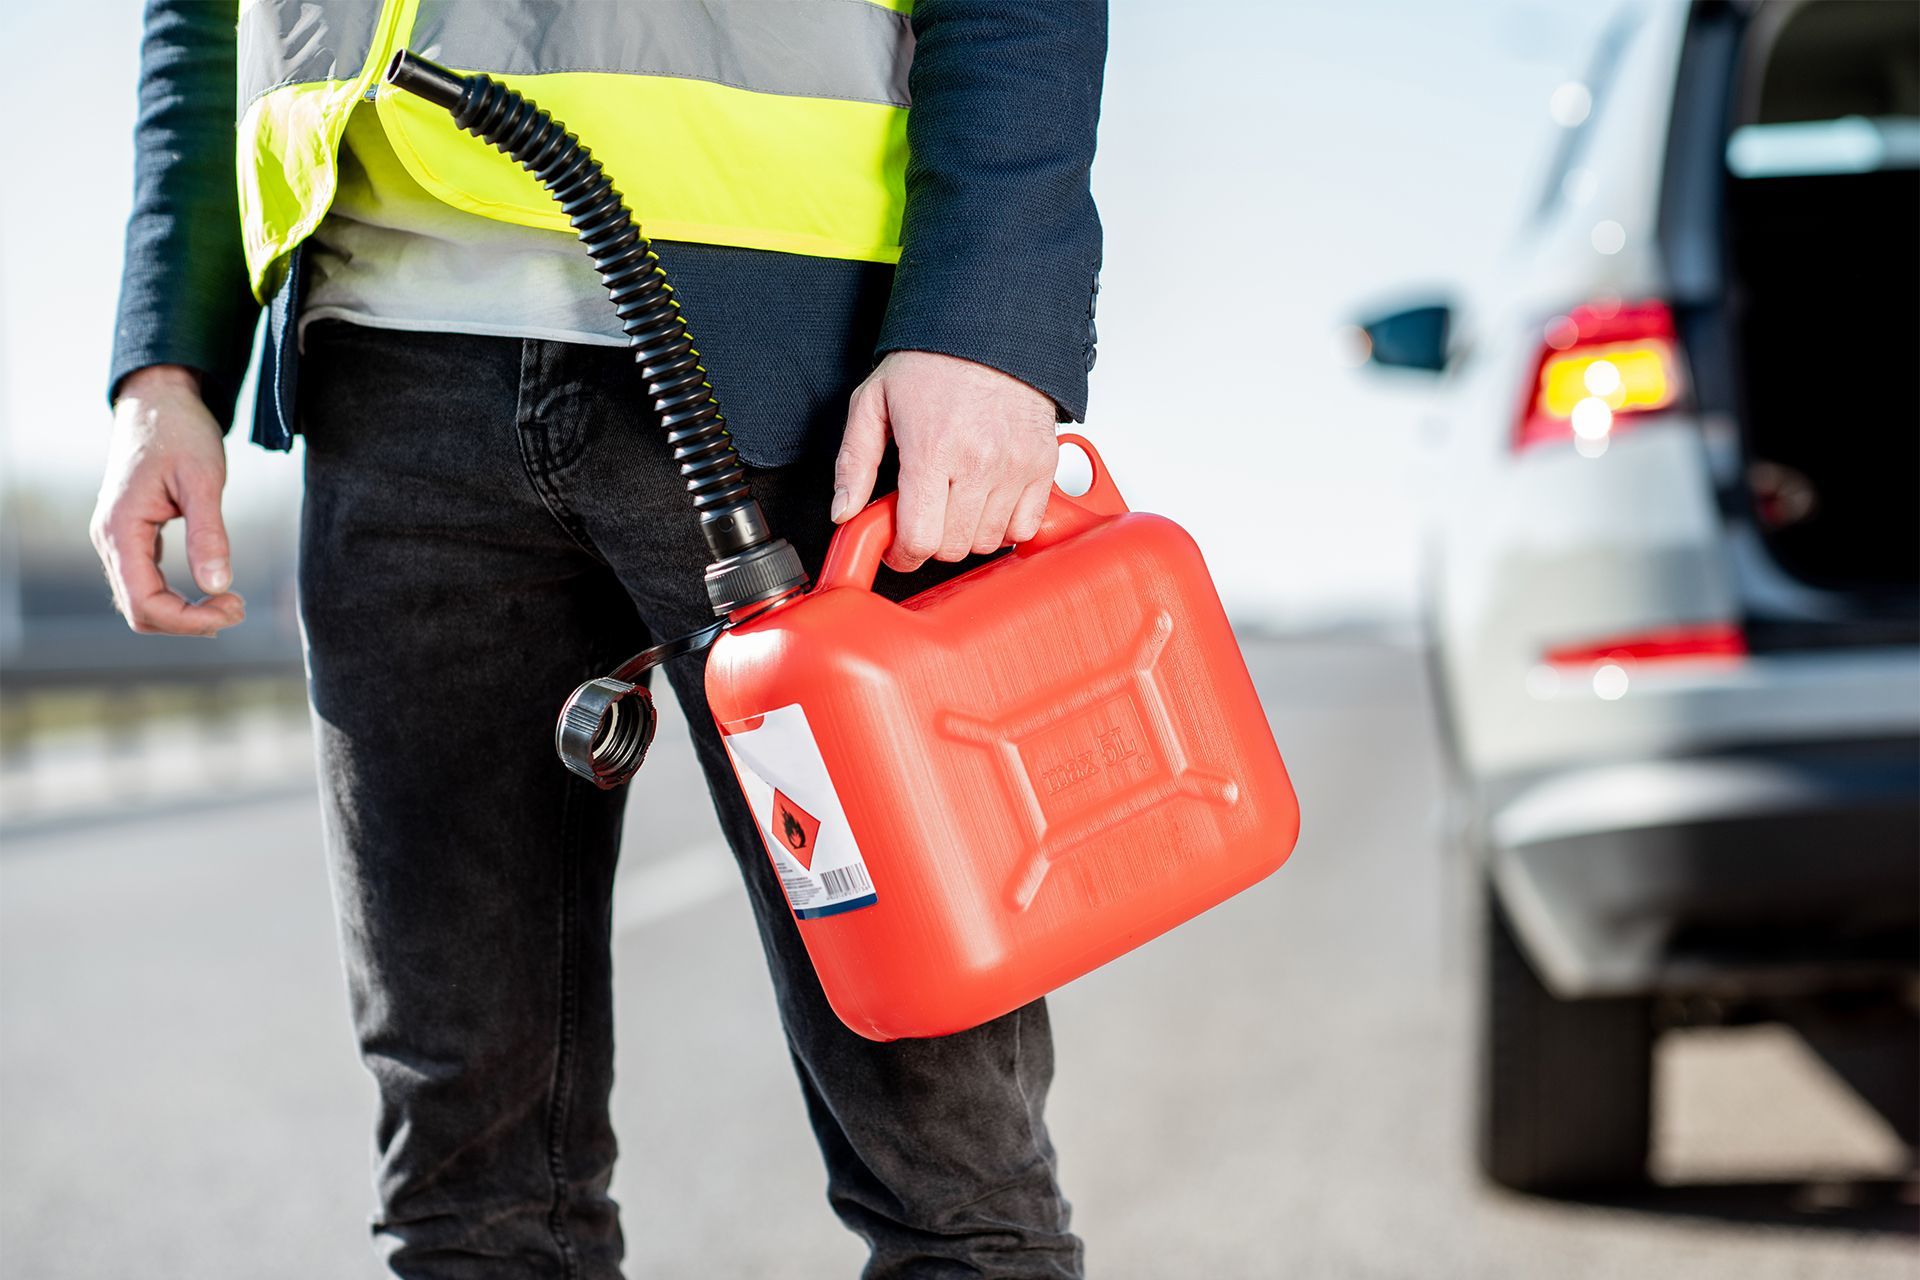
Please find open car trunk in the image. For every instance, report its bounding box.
[1722,0,1920,600]
[1725,165,1919,594]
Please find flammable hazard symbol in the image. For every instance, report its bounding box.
[770,789,822,869]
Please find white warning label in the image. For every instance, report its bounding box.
[720,704,877,920]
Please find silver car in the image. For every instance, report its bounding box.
[1362,0,1918,1191]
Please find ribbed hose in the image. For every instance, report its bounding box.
[385,51,807,616]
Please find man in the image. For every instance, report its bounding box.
[94,2,1104,1277]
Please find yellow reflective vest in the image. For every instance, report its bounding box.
[236,0,913,300]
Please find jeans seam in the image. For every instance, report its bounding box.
[513,339,610,567]
[544,778,584,1278]
[1011,1004,1067,1231]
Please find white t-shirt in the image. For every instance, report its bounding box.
[301,104,627,349]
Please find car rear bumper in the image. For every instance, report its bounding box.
[1487,738,1919,999]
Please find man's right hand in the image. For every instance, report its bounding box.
[89,365,245,636]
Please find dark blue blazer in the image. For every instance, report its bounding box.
[109,0,1106,467]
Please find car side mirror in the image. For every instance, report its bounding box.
[1358,303,1452,373]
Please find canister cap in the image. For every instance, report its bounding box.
[705,539,809,615]
[556,678,657,788]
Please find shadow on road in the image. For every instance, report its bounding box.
[1552,1177,1919,1238]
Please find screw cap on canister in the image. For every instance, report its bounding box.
[705,539,808,615]
[555,677,658,788]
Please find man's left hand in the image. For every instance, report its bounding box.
[832,351,1057,573]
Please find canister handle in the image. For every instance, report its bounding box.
[817,433,1129,594]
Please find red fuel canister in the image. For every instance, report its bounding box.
[376,56,1299,1041]
[706,436,1300,1040]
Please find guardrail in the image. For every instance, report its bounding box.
[1,615,312,826]
[0,616,305,692]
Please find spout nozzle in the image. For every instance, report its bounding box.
[385,50,469,111]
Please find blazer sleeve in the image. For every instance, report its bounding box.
[874,0,1107,421]
[108,0,260,428]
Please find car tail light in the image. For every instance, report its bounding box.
[1516,300,1685,452]
[1544,621,1748,669]
[1540,622,1746,700]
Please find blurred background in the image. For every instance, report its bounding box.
[2,1,1915,1277]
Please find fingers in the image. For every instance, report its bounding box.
[833,383,889,523]
[968,482,1023,555]
[179,469,233,594]
[858,350,1061,570]
[940,452,992,562]
[89,508,163,626]
[1006,475,1055,546]
[976,431,1058,551]
[92,512,244,636]
[886,463,947,574]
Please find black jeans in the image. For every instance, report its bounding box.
[297,322,1081,1279]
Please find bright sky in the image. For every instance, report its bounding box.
[0,0,1617,624]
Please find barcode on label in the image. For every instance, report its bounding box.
[820,864,871,898]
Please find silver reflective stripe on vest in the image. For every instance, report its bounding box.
[236,0,384,115]
[412,0,912,108]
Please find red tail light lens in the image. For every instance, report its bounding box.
[1517,300,1685,452]
[1544,621,1748,669]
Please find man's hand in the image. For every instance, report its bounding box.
[89,365,245,636]
[833,351,1057,573]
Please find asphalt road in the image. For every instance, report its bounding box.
[3,638,1914,1279]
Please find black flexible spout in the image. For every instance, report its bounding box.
[386,50,807,616]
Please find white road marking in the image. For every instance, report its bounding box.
[612,845,736,933]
